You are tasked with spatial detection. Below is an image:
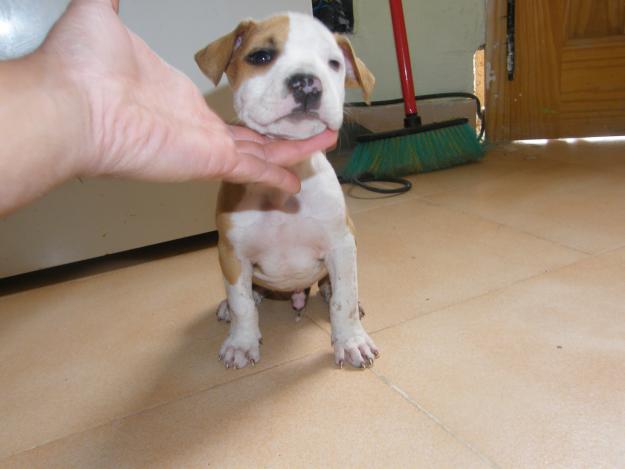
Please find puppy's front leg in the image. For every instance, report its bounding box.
[326,234,379,368]
[219,260,262,369]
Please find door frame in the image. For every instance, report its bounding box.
[485,0,512,142]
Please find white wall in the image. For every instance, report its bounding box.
[120,0,311,94]
[0,0,312,278]
[0,0,486,277]
[0,0,484,103]
[347,0,486,102]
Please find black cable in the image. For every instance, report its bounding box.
[338,174,412,194]
[339,92,485,194]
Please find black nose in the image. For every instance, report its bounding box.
[286,73,322,111]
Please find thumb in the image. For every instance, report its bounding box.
[72,0,119,13]
[263,130,338,166]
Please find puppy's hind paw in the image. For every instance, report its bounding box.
[216,300,231,322]
[318,278,332,304]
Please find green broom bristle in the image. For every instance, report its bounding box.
[341,122,485,179]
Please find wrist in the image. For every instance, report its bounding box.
[0,53,90,214]
[31,51,92,178]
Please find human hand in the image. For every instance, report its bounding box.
[39,0,337,193]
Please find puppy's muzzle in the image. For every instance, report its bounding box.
[286,73,323,112]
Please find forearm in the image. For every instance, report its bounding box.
[0,54,85,216]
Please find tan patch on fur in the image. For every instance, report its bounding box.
[252,285,293,301]
[318,275,330,288]
[217,227,240,286]
[335,35,376,104]
[195,16,290,89]
[216,183,246,285]
[217,182,245,214]
[195,21,254,86]
[292,158,316,181]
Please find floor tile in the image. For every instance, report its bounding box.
[425,146,625,254]
[343,150,537,216]
[533,139,625,173]
[1,352,491,469]
[0,249,329,459]
[371,249,625,468]
[4,140,625,467]
[307,197,585,333]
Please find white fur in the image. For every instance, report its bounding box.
[217,13,378,369]
[234,13,346,139]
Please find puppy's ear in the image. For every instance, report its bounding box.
[195,20,255,86]
[334,34,376,104]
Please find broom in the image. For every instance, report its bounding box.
[341,0,485,182]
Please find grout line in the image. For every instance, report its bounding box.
[592,242,625,258]
[303,309,332,338]
[367,251,593,337]
[369,368,501,469]
[349,166,595,259]
[0,347,329,462]
[304,317,332,339]
[417,197,594,256]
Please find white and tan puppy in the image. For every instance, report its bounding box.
[195,12,377,369]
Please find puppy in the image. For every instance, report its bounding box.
[195,12,378,369]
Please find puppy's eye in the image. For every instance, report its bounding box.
[246,49,276,66]
[329,59,341,71]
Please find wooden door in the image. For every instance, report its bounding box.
[487,0,625,141]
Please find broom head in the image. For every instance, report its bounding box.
[341,118,485,179]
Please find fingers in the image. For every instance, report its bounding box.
[232,140,269,161]
[263,129,338,166]
[206,129,301,192]
[222,153,301,193]
[228,125,268,145]
[112,0,119,13]
[224,127,338,191]
[229,126,338,166]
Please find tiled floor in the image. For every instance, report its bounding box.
[2,140,625,467]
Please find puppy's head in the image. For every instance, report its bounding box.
[195,12,374,139]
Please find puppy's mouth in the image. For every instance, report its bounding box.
[282,109,323,123]
[255,110,335,139]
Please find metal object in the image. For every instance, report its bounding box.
[506,0,516,80]
[0,0,69,60]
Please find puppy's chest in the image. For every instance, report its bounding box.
[232,182,345,258]
[235,185,342,291]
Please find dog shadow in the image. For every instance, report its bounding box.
[95,294,337,465]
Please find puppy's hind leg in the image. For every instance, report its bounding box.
[216,299,231,322]
[318,275,332,304]
[252,287,265,305]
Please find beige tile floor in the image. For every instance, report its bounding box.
[2,140,625,467]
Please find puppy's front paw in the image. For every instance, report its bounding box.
[219,333,262,369]
[333,330,379,369]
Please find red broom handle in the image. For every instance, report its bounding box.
[389,0,418,117]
